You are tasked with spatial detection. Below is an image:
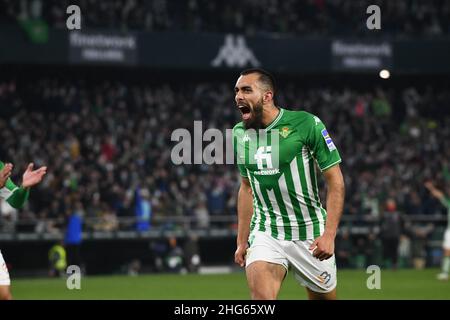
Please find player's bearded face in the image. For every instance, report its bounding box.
[238,98,264,130]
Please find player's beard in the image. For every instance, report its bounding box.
[242,100,264,130]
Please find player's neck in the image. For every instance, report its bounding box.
[262,104,280,128]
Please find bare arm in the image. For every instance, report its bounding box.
[310,164,345,260]
[323,164,345,237]
[424,181,445,201]
[235,177,254,267]
[7,163,47,209]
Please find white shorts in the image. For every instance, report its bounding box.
[443,229,450,250]
[0,250,11,286]
[245,231,337,293]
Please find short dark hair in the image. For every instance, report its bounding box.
[240,68,276,94]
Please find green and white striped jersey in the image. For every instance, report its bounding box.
[233,108,342,241]
[0,161,29,209]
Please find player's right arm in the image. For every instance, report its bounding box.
[235,177,253,267]
[425,181,445,202]
[424,181,450,211]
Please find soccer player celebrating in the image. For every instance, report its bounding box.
[0,161,47,300]
[425,181,450,281]
[233,69,345,300]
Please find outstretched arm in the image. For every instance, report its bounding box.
[424,181,445,201]
[310,164,345,260]
[3,163,47,209]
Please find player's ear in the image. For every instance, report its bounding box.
[263,91,273,103]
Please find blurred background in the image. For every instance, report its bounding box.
[0,0,449,278]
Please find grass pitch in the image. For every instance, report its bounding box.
[10,268,450,300]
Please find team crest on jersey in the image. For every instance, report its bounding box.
[313,116,321,125]
[279,127,291,138]
[321,129,336,151]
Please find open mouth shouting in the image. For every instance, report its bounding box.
[238,104,252,121]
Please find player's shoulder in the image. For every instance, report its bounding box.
[232,122,245,134]
[232,121,244,130]
[232,122,247,141]
[283,109,321,126]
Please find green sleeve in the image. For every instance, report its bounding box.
[0,160,30,208]
[232,125,248,178]
[440,196,450,210]
[6,185,30,209]
[305,114,342,172]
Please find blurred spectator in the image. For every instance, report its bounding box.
[149,239,168,273]
[207,180,226,216]
[372,89,392,118]
[193,201,210,229]
[127,259,141,276]
[365,231,382,267]
[398,234,412,268]
[183,233,201,273]
[135,187,152,232]
[48,240,67,277]
[380,198,403,269]
[93,206,119,232]
[64,205,83,268]
[165,237,184,273]
[35,210,60,234]
[410,223,434,269]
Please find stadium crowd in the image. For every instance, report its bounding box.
[0,0,449,37]
[0,76,448,238]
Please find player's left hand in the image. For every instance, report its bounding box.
[309,233,335,261]
[22,163,47,188]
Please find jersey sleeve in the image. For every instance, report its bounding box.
[305,115,342,172]
[0,161,30,208]
[232,125,248,178]
[440,196,450,209]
